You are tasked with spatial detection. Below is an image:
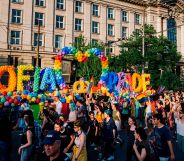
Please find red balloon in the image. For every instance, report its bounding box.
[9,98,14,103]
[6,97,10,101]
[100,56,107,62]
[14,99,19,105]
[3,91,7,96]
[35,98,40,104]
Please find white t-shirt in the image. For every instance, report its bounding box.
[55,101,62,114]
[68,111,77,122]
[175,118,184,136]
[146,105,152,114]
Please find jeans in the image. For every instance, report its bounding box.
[177,134,184,152]
[0,140,9,161]
[159,157,169,161]
[20,145,34,161]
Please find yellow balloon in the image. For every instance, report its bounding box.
[142,74,151,92]
[132,73,143,93]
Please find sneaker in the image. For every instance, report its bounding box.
[144,126,148,129]
[107,155,114,161]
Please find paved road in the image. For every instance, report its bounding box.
[10,130,184,161]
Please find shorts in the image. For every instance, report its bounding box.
[146,112,152,119]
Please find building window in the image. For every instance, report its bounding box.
[12,0,23,3]
[32,57,41,67]
[35,12,44,26]
[122,10,128,22]
[107,41,113,53]
[135,13,141,24]
[56,15,64,29]
[92,21,99,33]
[11,9,22,24]
[91,39,98,45]
[107,7,114,19]
[75,1,83,13]
[75,18,82,31]
[167,18,176,43]
[55,35,62,48]
[135,29,141,35]
[122,26,128,38]
[34,33,43,46]
[107,24,114,36]
[56,0,64,9]
[92,4,99,16]
[10,31,21,45]
[8,56,19,67]
[74,37,81,47]
[35,0,45,6]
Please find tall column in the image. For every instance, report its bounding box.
[129,11,135,36]
[114,8,121,55]
[45,0,55,52]
[0,0,9,49]
[65,0,74,46]
[180,25,184,58]
[22,0,34,51]
[99,4,107,43]
[84,2,91,43]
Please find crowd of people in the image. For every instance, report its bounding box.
[0,91,184,161]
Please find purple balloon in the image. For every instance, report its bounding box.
[117,72,126,92]
[4,101,10,107]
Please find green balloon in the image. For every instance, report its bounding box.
[11,103,15,107]
[1,97,6,103]
[7,91,13,96]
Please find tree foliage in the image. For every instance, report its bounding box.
[72,35,105,84]
[72,26,181,90]
[119,24,181,90]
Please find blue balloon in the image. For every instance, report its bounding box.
[40,69,45,80]
[17,96,22,101]
[60,97,66,103]
[105,72,118,92]
[40,68,56,91]
[40,98,45,102]
[23,90,29,95]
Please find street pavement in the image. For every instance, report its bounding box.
[11,130,184,161]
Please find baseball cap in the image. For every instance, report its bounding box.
[43,130,61,145]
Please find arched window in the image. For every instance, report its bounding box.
[167,18,176,43]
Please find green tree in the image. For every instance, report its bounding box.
[119,24,181,90]
[72,35,105,84]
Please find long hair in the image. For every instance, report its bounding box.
[24,115,34,127]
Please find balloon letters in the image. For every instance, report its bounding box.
[17,65,34,91]
[0,66,17,92]
[40,68,56,91]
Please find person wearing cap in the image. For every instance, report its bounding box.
[41,130,71,161]
[54,120,74,159]
[101,109,116,161]
[72,120,87,161]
